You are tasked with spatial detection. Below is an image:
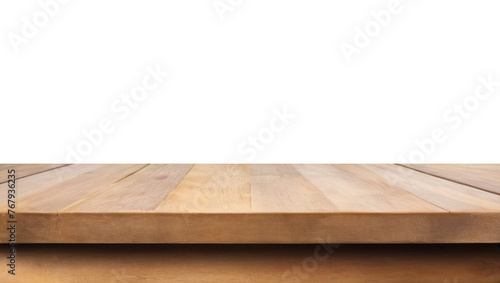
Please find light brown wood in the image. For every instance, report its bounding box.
[2,164,102,211]
[250,165,337,212]
[155,164,251,212]
[62,164,192,212]
[9,164,146,213]
[0,164,66,184]
[402,164,500,195]
[2,244,499,282]
[364,164,500,212]
[1,164,499,243]
[10,212,500,243]
[294,164,445,212]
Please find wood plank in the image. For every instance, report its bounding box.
[0,164,67,184]
[154,164,251,212]
[62,164,193,212]
[3,244,499,283]
[0,164,113,211]
[3,164,146,213]
[4,164,111,201]
[402,164,500,195]
[0,164,499,244]
[250,165,337,212]
[3,213,500,243]
[294,164,445,212]
[363,164,500,212]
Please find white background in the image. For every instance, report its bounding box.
[1,0,499,163]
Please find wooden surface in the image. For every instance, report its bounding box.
[1,164,499,243]
[402,164,500,195]
[2,244,499,282]
[0,164,66,184]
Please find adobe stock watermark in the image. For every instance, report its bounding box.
[237,106,295,161]
[282,236,340,283]
[387,73,499,184]
[400,74,499,163]
[65,64,169,162]
[339,0,415,63]
[213,0,243,21]
[8,0,70,54]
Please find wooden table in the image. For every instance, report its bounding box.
[1,164,499,243]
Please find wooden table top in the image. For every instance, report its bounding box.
[1,164,499,243]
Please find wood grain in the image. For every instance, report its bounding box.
[0,164,66,184]
[402,164,500,195]
[155,164,251,212]
[364,164,500,212]
[0,164,499,243]
[2,244,499,282]
[2,164,146,213]
[62,164,192,212]
[250,165,337,212]
[294,164,445,212]
[8,212,500,243]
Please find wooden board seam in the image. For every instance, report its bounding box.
[0,164,68,185]
[57,164,150,212]
[397,164,500,197]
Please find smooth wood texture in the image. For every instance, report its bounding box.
[402,164,500,195]
[294,164,445,212]
[364,164,500,212]
[63,164,192,212]
[0,164,66,184]
[250,165,337,212]
[155,164,251,212]
[11,213,500,243]
[2,244,499,282]
[4,164,146,213]
[1,164,499,243]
